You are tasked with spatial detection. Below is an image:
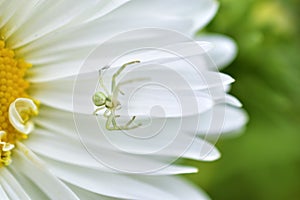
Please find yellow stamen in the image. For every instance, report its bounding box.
[0,39,37,166]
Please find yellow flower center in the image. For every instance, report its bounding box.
[0,39,38,166]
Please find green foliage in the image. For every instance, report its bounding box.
[186,0,300,199]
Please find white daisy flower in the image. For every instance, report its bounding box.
[0,0,247,200]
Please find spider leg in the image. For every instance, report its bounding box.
[125,123,142,130]
[103,109,111,118]
[111,115,119,129]
[105,112,123,131]
[113,116,142,130]
[93,106,105,115]
[111,84,123,107]
[112,77,146,106]
[116,103,122,110]
[98,67,109,95]
[119,90,125,95]
[105,110,140,131]
[123,116,142,130]
[119,77,150,86]
[111,67,147,106]
[106,114,117,130]
[111,60,141,93]
[125,116,136,127]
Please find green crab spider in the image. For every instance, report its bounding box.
[92,60,142,131]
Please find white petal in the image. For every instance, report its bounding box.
[30,62,233,114]
[18,0,218,81]
[6,0,108,48]
[7,167,49,200]
[109,0,218,35]
[27,126,198,175]
[6,1,129,48]
[67,0,128,25]
[12,143,80,200]
[25,127,107,170]
[39,152,198,176]
[224,94,243,107]
[26,29,193,82]
[82,121,221,162]
[197,34,237,69]
[0,0,24,30]
[34,106,220,161]
[182,137,220,161]
[67,183,116,200]
[0,168,30,200]
[195,88,242,107]
[136,176,210,200]
[0,185,9,200]
[195,104,248,135]
[23,0,217,48]
[153,165,198,175]
[32,105,202,174]
[47,161,176,199]
[45,160,206,200]
[31,106,218,175]
[122,90,213,118]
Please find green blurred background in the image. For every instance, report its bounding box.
[186,0,300,199]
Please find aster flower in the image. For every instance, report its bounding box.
[0,0,247,199]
